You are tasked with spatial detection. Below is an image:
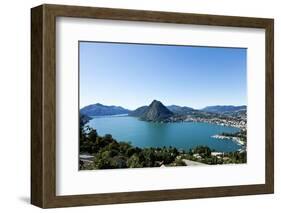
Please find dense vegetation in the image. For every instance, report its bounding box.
[79,116,246,170]
[183,146,246,165]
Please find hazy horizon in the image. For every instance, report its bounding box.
[79,42,247,109]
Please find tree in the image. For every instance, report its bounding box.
[127,154,142,168]
[193,146,211,157]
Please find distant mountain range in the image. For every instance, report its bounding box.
[167,105,195,115]
[80,103,130,116]
[129,106,148,117]
[80,101,246,121]
[201,105,246,113]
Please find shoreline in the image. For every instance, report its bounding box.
[211,134,246,146]
[90,114,246,131]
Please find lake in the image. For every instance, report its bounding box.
[88,115,241,152]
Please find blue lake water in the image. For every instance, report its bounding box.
[88,116,241,152]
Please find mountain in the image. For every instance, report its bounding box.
[167,105,194,115]
[80,103,131,116]
[139,100,174,121]
[129,106,148,117]
[222,109,247,118]
[80,102,246,120]
[202,105,246,114]
[79,113,92,125]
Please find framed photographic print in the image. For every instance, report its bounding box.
[31,4,274,208]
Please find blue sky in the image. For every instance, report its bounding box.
[79,42,247,110]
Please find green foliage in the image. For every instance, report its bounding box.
[192,146,211,157]
[173,158,186,166]
[127,154,142,168]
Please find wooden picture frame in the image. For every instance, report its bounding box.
[31,4,274,208]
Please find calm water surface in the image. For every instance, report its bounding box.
[88,116,241,152]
